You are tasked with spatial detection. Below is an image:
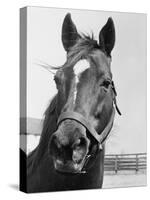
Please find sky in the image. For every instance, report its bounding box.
[26,7,147,154]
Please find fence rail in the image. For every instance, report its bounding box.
[104,153,146,173]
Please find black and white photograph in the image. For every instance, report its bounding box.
[20,6,147,193]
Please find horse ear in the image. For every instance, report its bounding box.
[99,17,115,56]
[62,13,80,52]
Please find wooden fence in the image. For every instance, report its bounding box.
[104,153,146,173]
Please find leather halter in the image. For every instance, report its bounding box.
[56,82,121,173]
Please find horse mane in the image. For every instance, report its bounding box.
[27,95,58,173]
[65,34,100,66]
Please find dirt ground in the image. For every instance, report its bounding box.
[103,173,147,188]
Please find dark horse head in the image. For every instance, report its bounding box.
[48,13,120,174]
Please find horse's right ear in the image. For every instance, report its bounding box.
[62,13,80,52]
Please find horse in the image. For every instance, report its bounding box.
[23,13,121,193]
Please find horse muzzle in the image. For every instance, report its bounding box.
[48,120,90,174]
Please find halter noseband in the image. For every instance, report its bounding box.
[57,108,115,149]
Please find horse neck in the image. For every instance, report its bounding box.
[28,96,58,173]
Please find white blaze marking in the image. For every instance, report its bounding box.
[74,59,90,76]
[73,59,90,103]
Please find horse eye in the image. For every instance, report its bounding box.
[101,80,111,89]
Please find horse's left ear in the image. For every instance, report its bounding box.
[99,18,115,56]
[62,13,80,52]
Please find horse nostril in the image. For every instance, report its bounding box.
[49,133,73,162]
[49,133,62,157]
[72,137,88,164]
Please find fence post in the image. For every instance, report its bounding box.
[115,155,118,173]
[136,154,138,173]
